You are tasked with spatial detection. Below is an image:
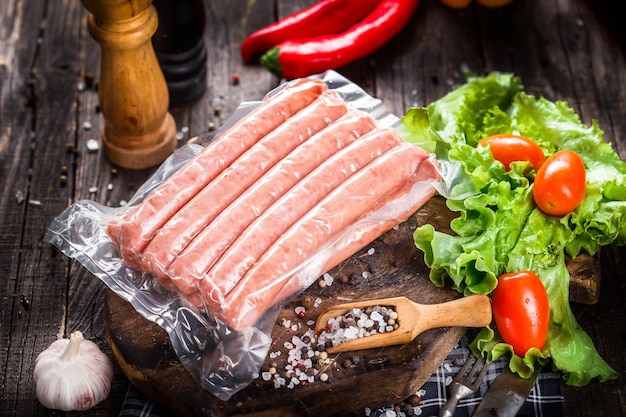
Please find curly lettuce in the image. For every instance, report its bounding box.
[402,72,623,386]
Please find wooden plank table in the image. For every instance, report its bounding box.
[1,0,624,416]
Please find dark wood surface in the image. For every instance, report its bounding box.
[1,0,625,416]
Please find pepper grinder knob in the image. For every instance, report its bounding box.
[80,0,177,169]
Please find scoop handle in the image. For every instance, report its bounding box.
[417,294,492,333]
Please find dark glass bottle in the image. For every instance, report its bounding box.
[152,0,207,107]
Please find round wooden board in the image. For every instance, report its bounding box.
[105,197,469,416]
[104,197,600,416]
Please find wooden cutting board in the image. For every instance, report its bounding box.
[105,196,600,417]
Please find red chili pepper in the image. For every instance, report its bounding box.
[240,0,383,64]
[260,0,420,79]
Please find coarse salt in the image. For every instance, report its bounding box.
[86,138,100,152]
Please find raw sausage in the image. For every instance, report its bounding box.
[220,141,427,329]
[273,151,440,307]
[198,126,404,309]
[139,90,349,279]
[106,78,327,264]
[166,109,377,296]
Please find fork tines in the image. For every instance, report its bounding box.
[453,355,490,389]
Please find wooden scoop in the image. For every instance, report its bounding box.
[315,294,492,353]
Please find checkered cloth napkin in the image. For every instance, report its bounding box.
[118,336,563,417]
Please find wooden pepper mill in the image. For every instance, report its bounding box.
[80,0,177,170]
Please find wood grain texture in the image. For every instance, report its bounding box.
[1,0,625,416]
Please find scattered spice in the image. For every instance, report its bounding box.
[301,295,314,309]
[15,190,24,204]
[317,305,399,348]
[20,294,31,310]
[406,393,421,407]
[86,139,100,152]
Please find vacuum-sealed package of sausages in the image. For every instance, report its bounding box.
[45,70,442,401]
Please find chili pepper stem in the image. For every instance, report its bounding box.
[260,47,283,77]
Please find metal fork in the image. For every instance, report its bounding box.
[438,355,490,417]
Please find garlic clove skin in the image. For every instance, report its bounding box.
[34,330,114,411]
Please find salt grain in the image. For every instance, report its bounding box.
[86,138,100,152]
[323,273,334,286]
[317,305,399,348]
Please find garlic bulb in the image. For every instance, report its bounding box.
[33,330,114,411]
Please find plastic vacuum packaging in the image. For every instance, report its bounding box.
[45,71,441,401]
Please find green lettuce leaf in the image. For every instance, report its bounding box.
[403,72,622,386]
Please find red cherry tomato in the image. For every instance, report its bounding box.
[479,134,545,171]
[491,270,550,357]
[533,149,586,216]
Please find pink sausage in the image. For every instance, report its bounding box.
[138,90,349,279]
[106,78,327,264]
[198,127,404,310]
[220,141,426,329]
[272,150,440,307]
[166,110,378,297]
